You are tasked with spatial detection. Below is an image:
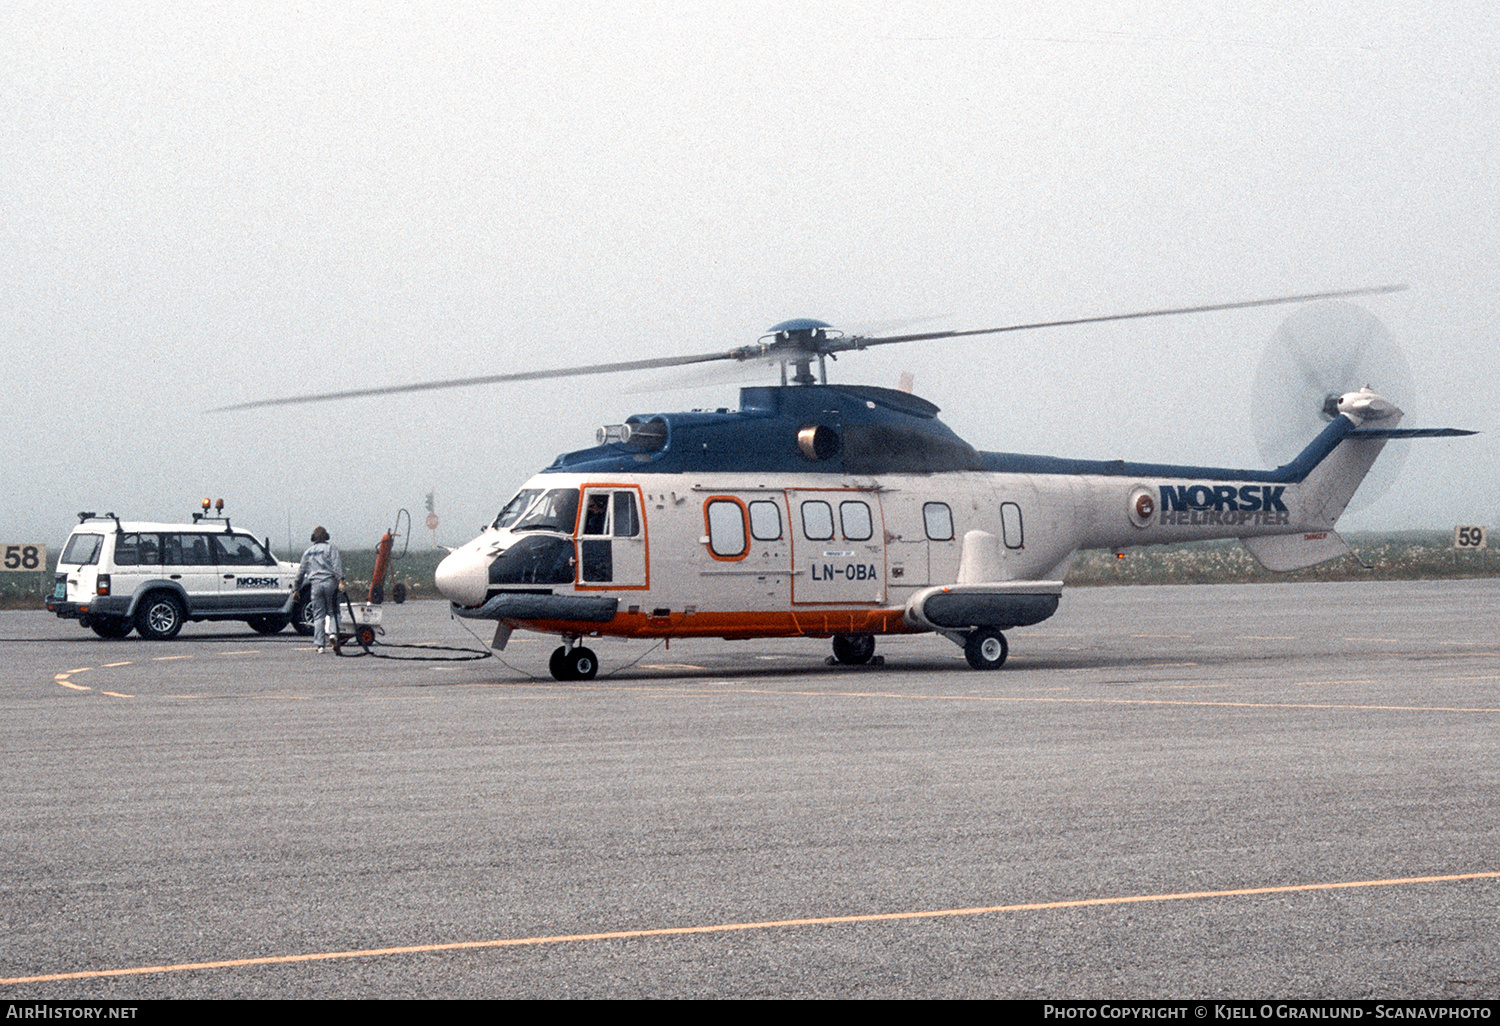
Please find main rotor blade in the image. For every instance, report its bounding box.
[212,349,740,411]
[839,284,1409,350]
[215,283,1407,411]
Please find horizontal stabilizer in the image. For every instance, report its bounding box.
[1241,531,1352,572]
[904,580,1063,632]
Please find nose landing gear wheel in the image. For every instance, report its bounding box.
[964,627,1008,670]
[549,645,600,681]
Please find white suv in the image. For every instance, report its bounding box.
[48,512,313,640]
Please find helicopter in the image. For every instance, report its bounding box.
[221,285,1472,680]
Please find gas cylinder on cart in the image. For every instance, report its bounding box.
[366,509,411,605]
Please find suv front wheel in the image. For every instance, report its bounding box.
[135,593,185,640]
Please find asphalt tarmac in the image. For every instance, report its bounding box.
[2,580,1497,999]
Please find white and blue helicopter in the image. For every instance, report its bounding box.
[226,285,1470,679]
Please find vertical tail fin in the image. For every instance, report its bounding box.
[1241,388,1395,571]
[1276,387,1399,529]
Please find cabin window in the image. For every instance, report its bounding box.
[840,501,873,541]
[749,500,782,541]
[1001,502,1024,549]
[706,499,748,559]
[581,492,610,536]
[613,491,640,538]
[800,501,834,541]
[923,502,954,541]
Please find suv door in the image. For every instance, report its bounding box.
[162,532,222,612]
[212,533,287,611]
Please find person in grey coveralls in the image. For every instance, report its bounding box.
[296,526,344,652]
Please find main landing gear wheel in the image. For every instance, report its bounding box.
[549,645,599,681]
[831,633,876,666]
[964,627,1008,670]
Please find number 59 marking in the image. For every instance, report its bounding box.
[1454,526,1488,549]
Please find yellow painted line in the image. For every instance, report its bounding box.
[1236,635,1298,640]
[100,691,134,699]
[501,681,1500,715]
[1131,634,1192,638]
[221,650,259,656]
[67,667,92,674]
[1295,679,1375,686]
[57,680,91,692]
[102,661,133,668]
[1139,683,1231,691]
[5,870,1495,986]
[1344,637,1398,643]
[152,655,193,662]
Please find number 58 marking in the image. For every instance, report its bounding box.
[2,544,44,570]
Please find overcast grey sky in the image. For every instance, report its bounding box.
[4,1,1495,554]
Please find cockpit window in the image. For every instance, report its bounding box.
[512,489,580,533]
[493,489,543,530]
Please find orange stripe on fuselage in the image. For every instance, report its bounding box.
[512,607,918,640]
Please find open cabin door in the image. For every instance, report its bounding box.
[576,485,648,590]
[787,489,886,605]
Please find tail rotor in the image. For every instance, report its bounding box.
[1252,302,1413,514]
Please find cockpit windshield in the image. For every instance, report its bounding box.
[510,488,580,534]
[492,489,543,530]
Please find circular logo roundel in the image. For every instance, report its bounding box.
[1128,486,1155,528]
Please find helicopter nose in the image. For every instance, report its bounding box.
[435,547,489,608]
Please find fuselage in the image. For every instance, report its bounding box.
[436,383,1370,644]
